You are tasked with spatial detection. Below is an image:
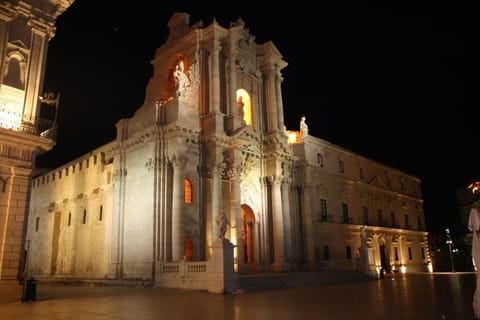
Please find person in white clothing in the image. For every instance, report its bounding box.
[468,201,480,319]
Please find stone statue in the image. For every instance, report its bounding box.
[299,116,308,141]
[215,211,230,240]
[174,61,189,97]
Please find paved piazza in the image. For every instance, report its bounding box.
[0,272,476,320]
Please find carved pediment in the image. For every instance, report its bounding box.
[369,176,390,190]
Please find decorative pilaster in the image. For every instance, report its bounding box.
[210,39,221,113]
[171,154,187,261]
[301,183,315,269]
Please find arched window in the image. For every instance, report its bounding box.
[4,53,25,89]
[184,178,192,203]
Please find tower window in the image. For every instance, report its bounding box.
[317,154,323,166]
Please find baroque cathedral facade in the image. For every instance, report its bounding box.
[25,12,431,287]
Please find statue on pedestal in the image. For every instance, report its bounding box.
[215,211,230,240]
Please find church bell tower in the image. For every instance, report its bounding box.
[0,0,74,303]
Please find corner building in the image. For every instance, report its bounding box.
[26,13,431,287]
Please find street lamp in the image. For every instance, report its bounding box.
[445,228,455,272]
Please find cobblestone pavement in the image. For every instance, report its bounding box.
[0,271,476,320]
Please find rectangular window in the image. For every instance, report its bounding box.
[408,247,412,260]
[421,247,425,259]
[362,206,369,225]
[390,211,396,227]
[377,209,383,225]
[35,217,40,232]
[339,160,345,173]
[320,199,327,221]
[404,214,409,229]
[82,209,87,224]
[394,247,399,261]
[346,245,352,259]
[68,212,71,226]
[342,203,349,223]
[323,245,330,260]
[99,206,103,221]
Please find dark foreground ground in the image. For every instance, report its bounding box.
[0,271,476,320]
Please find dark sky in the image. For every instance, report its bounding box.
[37,1,476,232]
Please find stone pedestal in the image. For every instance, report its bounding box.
[210,238,238,293]
[0,280,22,304]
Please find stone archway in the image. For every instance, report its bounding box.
[241,204,256,271]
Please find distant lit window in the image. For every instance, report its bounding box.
[184,178,192,203]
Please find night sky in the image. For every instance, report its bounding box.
[36,1,475,232]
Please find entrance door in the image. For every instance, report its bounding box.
[241,204,255,271]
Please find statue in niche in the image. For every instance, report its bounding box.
[299,116,308,141]
[174,60,190,97]
[215,210,230,240]
[237,95,245,118]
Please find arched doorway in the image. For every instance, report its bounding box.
[241,204,255,271]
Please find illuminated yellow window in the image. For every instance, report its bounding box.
[236,89,252,125]
[184,178,192,203]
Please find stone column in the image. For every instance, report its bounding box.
[275,69,285,131]
[266,69,278,132]
[269,175,285,271]
[281,179,293,269]
[227,165,246,273]
[171,155,186,261]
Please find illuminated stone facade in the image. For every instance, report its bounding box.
[0,0,74,303]
[25,13,431,288]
